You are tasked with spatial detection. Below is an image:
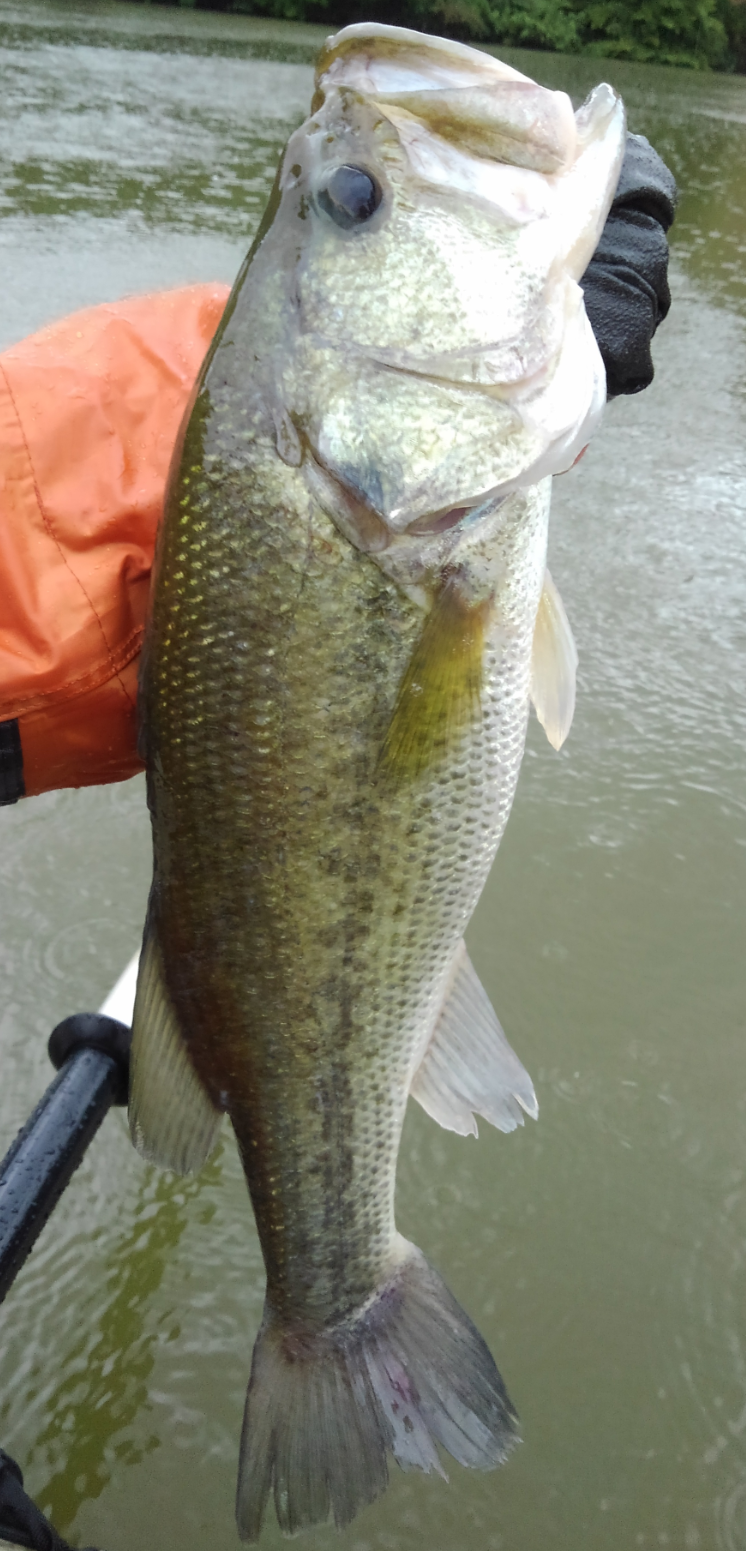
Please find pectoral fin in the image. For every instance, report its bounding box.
[379,573,490,786]
[129,924,222,1174]
[530,568,578,751]
[410,940,537,1137]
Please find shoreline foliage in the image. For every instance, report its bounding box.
[127,0,746,70]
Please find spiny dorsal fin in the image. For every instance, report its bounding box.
[410,939,537,1137]
[379,573,490,786]
[129,923,222,1175]
[530,567,578,751]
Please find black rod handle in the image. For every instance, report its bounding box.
[0,1013,130,1306]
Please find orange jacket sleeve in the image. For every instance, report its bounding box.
[0,282,229,801]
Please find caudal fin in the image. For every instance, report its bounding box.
[236,1241,518,1541]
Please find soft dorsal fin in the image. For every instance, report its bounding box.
[530,567,578,751]
[410,940,537,1137]
[129,923,222,1175]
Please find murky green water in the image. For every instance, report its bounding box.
[1,5,745,1548]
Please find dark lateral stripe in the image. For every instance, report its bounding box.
[0,719,25,805]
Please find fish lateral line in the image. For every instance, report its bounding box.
[378,569,492,787]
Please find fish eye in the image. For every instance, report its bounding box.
[318,165,382,230]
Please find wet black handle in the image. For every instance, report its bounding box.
[48,1012,131,1106]
[0,1014,131,1306]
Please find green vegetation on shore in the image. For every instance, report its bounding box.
[128,0,746,71]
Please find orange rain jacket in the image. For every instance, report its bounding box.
[0,284,230,802]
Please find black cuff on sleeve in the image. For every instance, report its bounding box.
[0,719,25,805]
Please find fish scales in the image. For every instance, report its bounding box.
[148,402,547,1323]
[130,21,625,1541]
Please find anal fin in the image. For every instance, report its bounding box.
[530,567,578,751]
[410,940,537,1137]
[129,924,222,1174]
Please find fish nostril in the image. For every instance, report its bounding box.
[318,165,383,229]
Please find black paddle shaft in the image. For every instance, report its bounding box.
[0,1013,131,1306]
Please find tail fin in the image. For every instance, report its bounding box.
[236,1241,518,1541]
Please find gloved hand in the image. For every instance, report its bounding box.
[582,133,677,397]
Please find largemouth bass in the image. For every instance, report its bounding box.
[130,24,624,1541]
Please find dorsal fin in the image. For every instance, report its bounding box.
[530,567,578,751]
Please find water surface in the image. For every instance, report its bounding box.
[0,6,745,1549]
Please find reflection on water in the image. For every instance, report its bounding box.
[35,1161,220,1534]
[0,5,745,1550]
[0,4,316,345]
[2,47,306,229]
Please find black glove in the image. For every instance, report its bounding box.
[581,133,677,397]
